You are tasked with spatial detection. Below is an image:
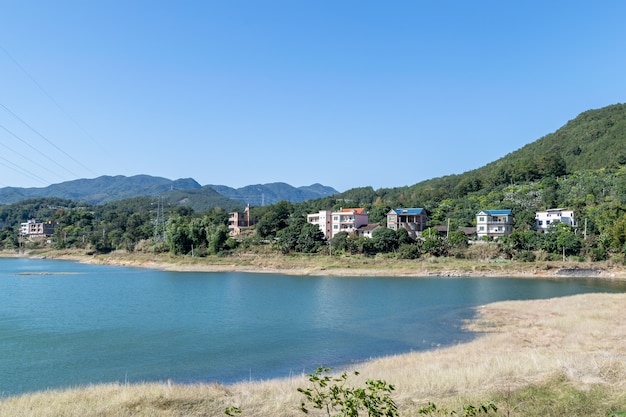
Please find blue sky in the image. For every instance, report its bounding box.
[1,1,625,192]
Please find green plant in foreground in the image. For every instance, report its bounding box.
[224,405,242,416]
[225,367,500,417]
[297,367,399,417]
[417,401,498,416]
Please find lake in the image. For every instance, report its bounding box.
[1,257,625,396]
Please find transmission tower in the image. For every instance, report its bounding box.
[153,197,166,241]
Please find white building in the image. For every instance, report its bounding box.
[308,208,369,239]
[355,223,381,238]
[476,210,514,239]
[307,210,332,239]
[330,208,369,238]
[535,208,576,232]
[19,219,56,240]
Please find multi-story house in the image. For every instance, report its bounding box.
[307,210,332,239]
[330,208,369,238]
[535,208,576,232]
[386,208,427,238]
[307,208,369,239]
[19,219,56,240]
[228,205,257,236]
[476,209,514,239]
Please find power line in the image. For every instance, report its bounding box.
[0,154,49,186]
[0,103,97,176]
[0,135,68,182]
[0,119,82,178]
[0,44,111,160]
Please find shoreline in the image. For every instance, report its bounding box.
[2,250,626,414]
[0,291,624,415]
[4,248,626,279]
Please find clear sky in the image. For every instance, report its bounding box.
[1,1,625,192]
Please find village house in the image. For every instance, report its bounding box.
[329,208,368,238]
[228,205,257,236]
[535,208,576,232]
[386,208,427,239]
[476,209,514,239]
[355,223,381,238]
[306,210,332,239]
[307,208,369,239]
[433,225,477,239]
[19,219,56,241]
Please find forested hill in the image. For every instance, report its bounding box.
[325,103,626,207]
[282,102,626,238]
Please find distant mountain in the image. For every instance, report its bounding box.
[160,188,243,212]
[206,182,339,206]
[0,175,339,211]
[0,175,202,205]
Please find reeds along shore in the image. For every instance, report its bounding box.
[1,292,626,416]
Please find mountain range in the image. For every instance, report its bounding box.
[0,176,339,211]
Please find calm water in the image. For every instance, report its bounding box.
[1,258,625,396]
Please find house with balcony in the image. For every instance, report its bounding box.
[19,219,56,241]
[307,210,332,239]
[228,205,257,236]
[329,208,369,238]
[386,208,427,239]
[535,208,576,233]
[476,209,514,239]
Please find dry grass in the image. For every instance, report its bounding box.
[2,293,626,416]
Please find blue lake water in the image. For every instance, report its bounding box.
[1,257,625,396]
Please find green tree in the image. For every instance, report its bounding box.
[371,227,399,253]
[330,232,350,253]
[297,223,325,253]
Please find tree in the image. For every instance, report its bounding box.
[371,227,399,253]
[297,223,325,253]
[208,225,230,254]
[255,201,293,238]
[330,232,350,253]
[421,228,450,257]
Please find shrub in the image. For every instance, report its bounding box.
[514,250,536,262]
[297,367,399,417]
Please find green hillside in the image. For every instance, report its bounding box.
[406,102,626,201]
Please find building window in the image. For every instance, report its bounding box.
[479,226,484,231]
[389,216,395,221]
[333,225,338,229]
[479,217,484,222]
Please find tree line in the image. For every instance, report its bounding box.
[2,163,626,262]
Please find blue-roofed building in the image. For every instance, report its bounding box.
[387,208,427,238]
[476,209,514,239]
